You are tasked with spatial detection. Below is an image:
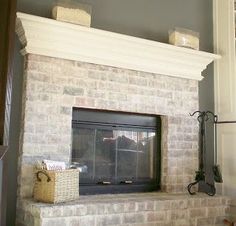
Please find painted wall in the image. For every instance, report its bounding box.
[18,0,213,51]
[7,37,23,226]
[8,0,214,225]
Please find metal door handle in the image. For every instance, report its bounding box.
[120,180,133,184]
[97,181,111,185]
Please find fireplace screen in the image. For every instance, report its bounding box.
[71,108,161,195]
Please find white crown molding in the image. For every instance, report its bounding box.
[16,12,220,81]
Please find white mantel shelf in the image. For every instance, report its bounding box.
[15,12,220,81]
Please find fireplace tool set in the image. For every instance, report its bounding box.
[187,111,223,196]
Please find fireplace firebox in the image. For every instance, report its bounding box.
[71,108,161,195]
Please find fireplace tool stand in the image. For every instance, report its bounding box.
[187,111,217,196]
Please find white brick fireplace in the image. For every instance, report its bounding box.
[15,13,230,226]
[19,53,200,197]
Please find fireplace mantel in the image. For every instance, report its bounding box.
[16,12,220,81]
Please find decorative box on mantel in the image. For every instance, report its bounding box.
[15,12,226,226]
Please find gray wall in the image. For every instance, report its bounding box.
[18,0,213,51]
[7,37,23,226]
[8,0,214,225]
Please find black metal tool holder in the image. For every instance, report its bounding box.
[187,111,217,196]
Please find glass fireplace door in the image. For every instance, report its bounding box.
[71,108,160,194]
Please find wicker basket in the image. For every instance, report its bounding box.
[33,169,79,203]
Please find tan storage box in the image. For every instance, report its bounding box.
[52,2,92,27]
[33,169,79,203]
[169,28,199,50]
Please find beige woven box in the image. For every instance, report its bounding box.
[52,3,91,27]
[169,28,199,50]
[33,169,79,203]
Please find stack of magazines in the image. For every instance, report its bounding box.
[35,160,66,171]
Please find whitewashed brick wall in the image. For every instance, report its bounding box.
[18,54,199,198]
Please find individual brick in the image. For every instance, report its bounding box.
[146,211,166,222]
[189,208,207,218]
[155,200,171,211]
[207,207,226,217]
[41,218,68,226]
[63,86,84,96]
[170,200,188,209]
[122,213,145,224]
[79,216,96,226]
[96,214,122,226]
[196,217,215,226]
[168,209,188,220]
[74,205,87,216]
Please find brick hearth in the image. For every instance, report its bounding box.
[17,193,230,226]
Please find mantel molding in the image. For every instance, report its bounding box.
[16,12,220,81]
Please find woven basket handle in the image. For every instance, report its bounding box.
[36,171,51,182]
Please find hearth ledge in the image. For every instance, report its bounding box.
[17,193,231,226]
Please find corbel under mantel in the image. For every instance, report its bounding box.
[15,12,220,81]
